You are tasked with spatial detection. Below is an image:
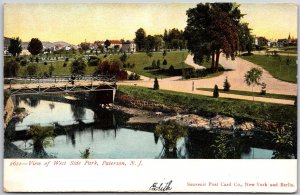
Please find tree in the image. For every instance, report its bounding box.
[153,35,164,51]
[4,59,19,77]
[28,125,54,157]
[104,39,111,49]
[26,64,38,77]
[213,84,219,98]
[155,120,187,154]
[48,64,55,76]
[27,38,43,56]
[8,37,22,56]
[71,58,86,75]
[153,77,159,90]
[244,67,263,101]
[184,3,241,72]
[80,42,90,53]
[238,23,254,55]
[223,76,231,91]
[134,28,146,51]
[144,35,156,52]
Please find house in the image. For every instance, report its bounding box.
[267,39,277,47]
[277,39,288,47]
[254,36,269,46]
[109,40,122,49]
[121,41,136,53]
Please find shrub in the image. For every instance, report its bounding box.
[213,85,219,98]
[169,65,175,73]
[14,107,25,114]
[43,72,49,77]
[35,57,39,63]
[223,76,231,91]
[152,60,156,69]
[65,57,69,62]
[260,82,267,95]
[44,62,47,65]
[163,59,167,65]
[4,59,19,77]
[63,62,67,67]
[153,77,159,90]
[20,60,27,66]
[144,66,155,70]
[156,59,161,69]
[26,64,38,77]
[80,147,91,159]
[88,56,101,66]
[128,73,140,80]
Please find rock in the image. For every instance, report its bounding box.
[238,122,255,131]
[163,114,210,129]
[155,112,163,115]
[210,115,235,129]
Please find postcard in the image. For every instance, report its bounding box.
[3,2,297,192]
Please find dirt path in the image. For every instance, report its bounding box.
[184,54,206,69]
[118,54,297,105]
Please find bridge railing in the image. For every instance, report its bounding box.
[4,75,117,85]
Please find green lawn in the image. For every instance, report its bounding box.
[197,88,296,100]
[118,85,297,124]
[18,61,97,76]
[240,54,297,83]
[118,51,190,78]
[16,51,190,78]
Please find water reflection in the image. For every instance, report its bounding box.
[6,96,296,159]
[71,104,86,121]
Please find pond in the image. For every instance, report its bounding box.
[5,96,296,159]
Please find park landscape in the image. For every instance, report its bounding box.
[3,3,297,159]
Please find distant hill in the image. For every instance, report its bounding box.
[4,37,74,49]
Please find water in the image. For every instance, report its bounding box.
[6,96,295,159]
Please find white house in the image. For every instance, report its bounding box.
[121,42,136,53]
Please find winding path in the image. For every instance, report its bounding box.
[118,54,297,105]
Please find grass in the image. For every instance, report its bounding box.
[240,54,297,83]
[15,51,190,78]
[115,51,190,78]
[18,61,97,76]
[197,88,296,100]
[118,85,297,124]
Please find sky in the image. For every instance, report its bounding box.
[4,3,298,45]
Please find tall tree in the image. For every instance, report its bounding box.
[80,42,90,53]
[104,39,111,49]
[144,35,156,52]
[184,3,241,72]
[134,28,146,51]
[27,38,43,56]
[8,37,22,57]
[238,23,254,54]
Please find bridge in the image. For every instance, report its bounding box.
[4,75,118,103]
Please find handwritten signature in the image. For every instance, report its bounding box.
[149,180,173,192]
